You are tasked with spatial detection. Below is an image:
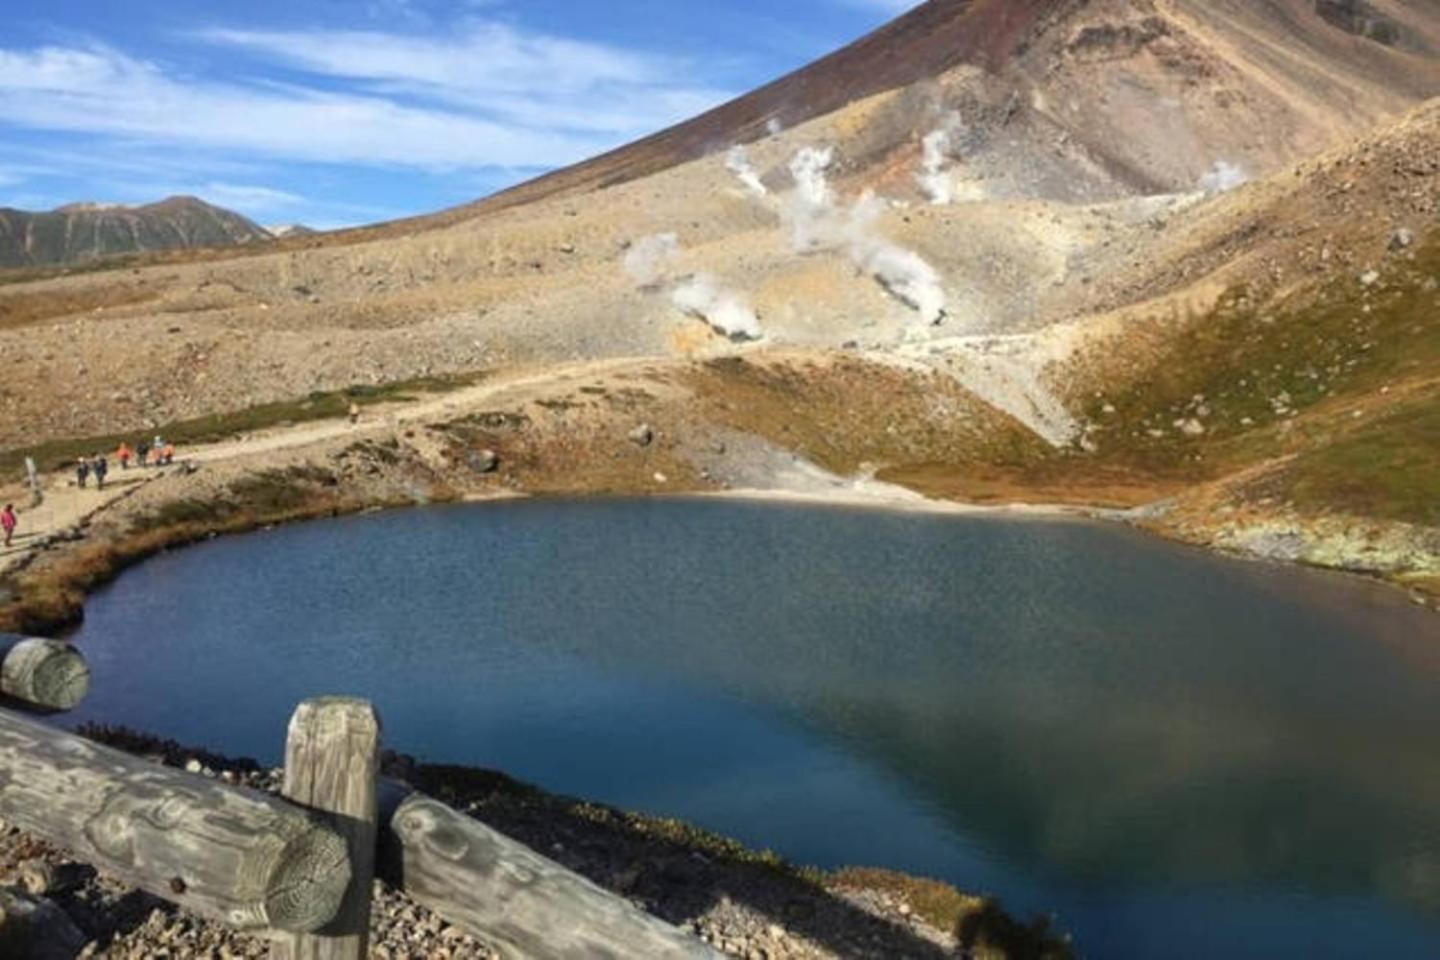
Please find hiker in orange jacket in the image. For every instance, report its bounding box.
[117,442,132,470]
[162,442,176,465]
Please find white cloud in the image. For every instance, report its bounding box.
[199,23,669,96]
[0,25,734,174]
[188,182,305,211]
[196,24,732,135]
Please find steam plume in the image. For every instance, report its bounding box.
[789,146,834,208]
[672,274,763,341]
[1199,160,1248,195]
[785,148,947,326]
[917,113,963,205]
[624,232,680,288]
[786,146,841,253]
[626,233,763,341]
[725,145,768,197]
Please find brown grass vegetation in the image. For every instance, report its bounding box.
[831,868,1072,959]
[1071,229,1440,522]
[687,354,1046,474]
[435,387,702,498]
[0,282,161,328]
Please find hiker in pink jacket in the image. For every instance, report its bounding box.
[2,503,17,548]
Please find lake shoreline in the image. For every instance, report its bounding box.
[2,447,1432,638]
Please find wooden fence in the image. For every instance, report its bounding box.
[0,635,719,959]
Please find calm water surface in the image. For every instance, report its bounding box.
[65,499,1440,958]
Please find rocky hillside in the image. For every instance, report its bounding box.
[0,197,270,269]
[459,0,1440,213]
[0,0,1435,593]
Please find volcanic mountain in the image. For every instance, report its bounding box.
[0,0,1437,596]
[476,0,1440,210]
[0,196,271,269]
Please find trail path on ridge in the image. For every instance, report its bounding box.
[0,356,655,577]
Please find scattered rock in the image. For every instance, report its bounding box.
[468,450,499,474]
[628,424,655,447]
[1177,418,1206,437]
[15,860,56,897]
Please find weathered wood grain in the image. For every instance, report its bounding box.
[378,780,720,959]
[271,698,380,960]
[0,637,90,712]
[0,708,350,933]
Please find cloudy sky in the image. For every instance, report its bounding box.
[0,0,913,228]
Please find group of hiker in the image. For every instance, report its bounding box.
[75,437,177,489]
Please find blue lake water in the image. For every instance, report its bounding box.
[63,498,1440,958]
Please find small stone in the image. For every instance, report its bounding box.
[1389,227,1414,251]
[16,859,55,896]
[1360,269,1380,286]
[470,449,499,474]
[184,759,203,774]
[629,424,655,447]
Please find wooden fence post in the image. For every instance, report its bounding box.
[271,698,381,960]
[0,636,90,712]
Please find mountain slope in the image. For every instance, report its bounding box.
[0,0,1436,595]
[469,0,1440,212]
[0,197,271,268]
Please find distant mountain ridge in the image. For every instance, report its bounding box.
[265,224,317,239]
[0,196,272,268]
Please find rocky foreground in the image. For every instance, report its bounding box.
[0,728,1071,960]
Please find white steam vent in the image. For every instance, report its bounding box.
[783,148,948,326]
[790,146,835,208]
[786,146,841,253]
[624,233,681,288]
[625,233,763,342]
[1199,160,1248,195]
[672,274,763,341]
[726,145,768,198]
[917,112,964,206]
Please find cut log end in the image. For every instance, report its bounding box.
[1,639,91,712]
[264,824,353,934]
[30,650,90,712]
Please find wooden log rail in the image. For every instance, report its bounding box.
[0,707,351,934]
[379,780,721,959]
[0,636,90,712]
[0,696,720,960]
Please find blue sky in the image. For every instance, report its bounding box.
[0,0,912,228]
